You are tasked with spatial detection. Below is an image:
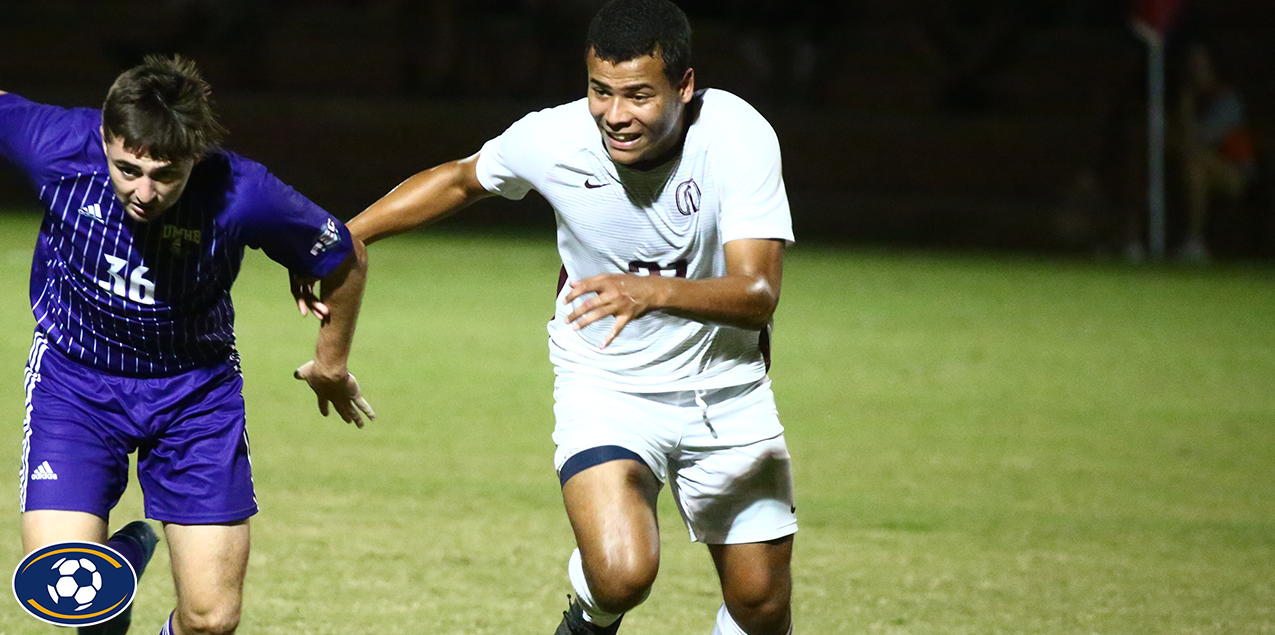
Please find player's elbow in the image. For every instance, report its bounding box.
[350,236,368,272]
[740,276,780,330]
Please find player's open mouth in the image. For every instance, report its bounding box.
[606,130,641,149]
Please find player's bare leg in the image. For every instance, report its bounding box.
[26,510,161,635]
[22,510,108,551]
[164,521,249,635]
[559,458,662,631]
[708,536,794,635]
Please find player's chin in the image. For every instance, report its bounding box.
[606,145,647,166]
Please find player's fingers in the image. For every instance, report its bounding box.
[570,307,607,330]
[334,400,358,426]
[342,376,372,424]
[346,405,364,429]
[346,375,377,421]
[354,395,376,421]
[318,396,330,417]
[565,301,593,324]
[569,292,613,323]
[565,276,613,303]
[563,284,589,304]
[601,314,631,349]
[309,300,330,320]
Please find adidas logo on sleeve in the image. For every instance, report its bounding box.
[31,461,57,480]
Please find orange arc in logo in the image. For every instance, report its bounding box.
[27,596,127,620]
[20,547,124,574]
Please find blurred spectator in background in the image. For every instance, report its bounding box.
[1176,42,1258,262]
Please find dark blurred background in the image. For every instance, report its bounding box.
[1,0,1273,258]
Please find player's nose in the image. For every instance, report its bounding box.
[134,178,155,202]
[604,100,632,128]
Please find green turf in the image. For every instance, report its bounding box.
[0,211,1271,634]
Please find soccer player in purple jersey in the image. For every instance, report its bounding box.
[0,56,373,635]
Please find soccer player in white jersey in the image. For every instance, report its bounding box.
[325,1,796,633]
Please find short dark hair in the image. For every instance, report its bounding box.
[102,55,227,162]
[586,0,692,85]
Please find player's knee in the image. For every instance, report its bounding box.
[177,603,240,635]
[588,558,658,614]
[723,580,790,635]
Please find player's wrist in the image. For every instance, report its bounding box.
[647,275,679,312]
[309,356,349,381]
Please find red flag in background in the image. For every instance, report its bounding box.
[1132,0,1186,40]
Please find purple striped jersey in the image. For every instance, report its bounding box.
[0,93,352,377]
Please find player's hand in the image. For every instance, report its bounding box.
[563,274,660,348]
[294,360,376,428]
[290,272,329,321]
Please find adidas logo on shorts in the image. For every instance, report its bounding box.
[31,461,57,480]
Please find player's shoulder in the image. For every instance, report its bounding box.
[188,149,283,220]
[689,89,781,169]
[3,93,102,134]
[188,148,246,194]
[0,93,105,163]
[692,89,776,136]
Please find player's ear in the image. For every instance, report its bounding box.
[678,68,695,104]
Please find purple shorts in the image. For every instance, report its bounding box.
[20,333,258,524]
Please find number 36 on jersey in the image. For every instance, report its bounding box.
[98,254,155,305]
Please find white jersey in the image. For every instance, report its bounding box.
[475,89,794,392]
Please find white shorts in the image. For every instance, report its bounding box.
[552,376,798,545]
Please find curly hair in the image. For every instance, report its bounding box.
[586,0,692,84]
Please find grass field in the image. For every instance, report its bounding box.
[0,211,1271,634]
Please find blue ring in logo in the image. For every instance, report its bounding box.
[12,541,137,627]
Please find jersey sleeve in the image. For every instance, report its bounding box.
[0,93,90,186]
[474,110,554,201]
[231,162,354,279]
[712,104,795,245]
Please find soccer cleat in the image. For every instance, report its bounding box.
[79,521,160,635]
[114,520,161,579]
[554,596,623,635]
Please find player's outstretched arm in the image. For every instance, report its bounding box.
[291,153,494,317]
[295,238,375,427]
[565,238,785,348]
[348,152,493,245]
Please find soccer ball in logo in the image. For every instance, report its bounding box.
[13,540,138,627]
[47,557,102,610]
